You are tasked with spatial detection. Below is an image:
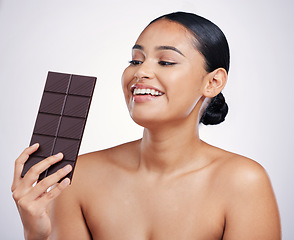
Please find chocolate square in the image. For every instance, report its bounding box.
[39,92,66,115]
[52,138,80,161]
[44,72,71,93]
[63,95,91,118]
[30,134,55,157]
[57,116,86,140]
[69,75,96,96]
[33,113,61,136]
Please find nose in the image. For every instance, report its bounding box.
[134,61,155,81]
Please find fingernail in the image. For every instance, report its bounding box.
[61,178,70,186]
[64,164,72,172]
[31,143,39,147]
[54,152,63,158]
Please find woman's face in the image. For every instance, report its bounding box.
[122,19,209,127]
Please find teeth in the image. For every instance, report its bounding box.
[133,88,163,96]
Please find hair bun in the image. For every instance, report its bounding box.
[200,93,228,125]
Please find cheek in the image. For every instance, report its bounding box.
[121,67,133,101]
[165,68,201,97]
[164,70,203,111]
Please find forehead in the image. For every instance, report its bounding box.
[135,19,196,52]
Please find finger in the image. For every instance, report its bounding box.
[13,153,65,201]
[38,178,71,206]
[11,143,40,192]
[27,165,72,201]
[22,153,64,188]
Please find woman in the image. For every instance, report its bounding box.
[11,12,281,239]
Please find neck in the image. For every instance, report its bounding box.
[139,118,204,176]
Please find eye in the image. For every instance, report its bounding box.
[158,61,177,66]
[129,60,143,66]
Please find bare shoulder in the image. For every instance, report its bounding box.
[206,145,281,239]
[216,149,269,187]
[53,139,140,202]
[71,139,140,187]
[202,142,269,186]
[78,139,139,164]
[210,146,277,206]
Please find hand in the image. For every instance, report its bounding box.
[11,143,72,240]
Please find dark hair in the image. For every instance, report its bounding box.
[149,12,230,125]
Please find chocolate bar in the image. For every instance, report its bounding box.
[21,71,97,181]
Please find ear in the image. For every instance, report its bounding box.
[202,68,227,98]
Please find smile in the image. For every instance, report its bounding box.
[133,88,163,96]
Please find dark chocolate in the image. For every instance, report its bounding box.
[21,71,96,182]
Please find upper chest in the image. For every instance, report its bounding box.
[81,171,225,240]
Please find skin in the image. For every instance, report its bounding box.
[12,19,281,240]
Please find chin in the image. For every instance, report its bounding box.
[129,110,166,129]
[130,113,156,127]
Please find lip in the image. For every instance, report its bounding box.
[130,83,165,95]
[132,94,158,103]
[129,83,165,103]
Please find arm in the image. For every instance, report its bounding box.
[223,160,281,240]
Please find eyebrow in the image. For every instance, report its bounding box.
[132,44,185,57]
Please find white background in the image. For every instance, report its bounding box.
[1,0,293,239]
